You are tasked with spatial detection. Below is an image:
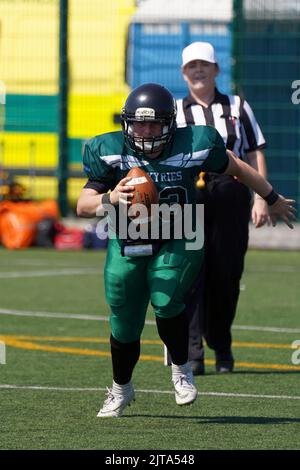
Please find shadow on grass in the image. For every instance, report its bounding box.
[127,415,300,425]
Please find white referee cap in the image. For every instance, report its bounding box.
[181,42,218,68]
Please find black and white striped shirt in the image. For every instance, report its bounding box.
[176,88,266,159]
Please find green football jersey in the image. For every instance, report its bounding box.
[82,125,228,205]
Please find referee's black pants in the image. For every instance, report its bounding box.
[187,174,251,360]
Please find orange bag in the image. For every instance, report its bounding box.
[0,200,59,249]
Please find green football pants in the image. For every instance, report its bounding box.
[104,238,204,343]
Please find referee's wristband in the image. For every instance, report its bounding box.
[263,189,279,206]
[101,193,111,205]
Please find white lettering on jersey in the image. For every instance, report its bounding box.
[148,171,182,183]
[149,172,159,182]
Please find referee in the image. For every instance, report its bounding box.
[177,42,270,375]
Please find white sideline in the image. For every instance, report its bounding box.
[1,308,300,333]
[0,384,299,400]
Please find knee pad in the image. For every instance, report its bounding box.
[105,270,126,307]
[110,310,144,343]
[105,271,148,343]
[149,252,191,318]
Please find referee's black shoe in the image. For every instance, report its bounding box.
[215,350,234,374]
[189,359,205,376]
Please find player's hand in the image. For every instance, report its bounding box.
[252,197,271,228]
[268,195,297,229]
[109,177,135,206]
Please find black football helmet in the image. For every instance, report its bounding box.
[121,83,177,155]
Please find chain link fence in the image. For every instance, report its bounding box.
[233,0,300,214]
[0,0,299,215]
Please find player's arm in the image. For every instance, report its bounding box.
[77,188,105,218]
[77,178,134,218]
[224,150,296,228]
[247,149,270,228]
[240,99,270,227]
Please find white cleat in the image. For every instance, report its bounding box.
[173,372,198,406]
[97,386,135,418]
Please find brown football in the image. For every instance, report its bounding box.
[126,167,159,213]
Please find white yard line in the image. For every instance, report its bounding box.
[0,384,299,400]
[1,260,98,267]
[0,269,100,278]
[232,325,300,334]
[1,308,300,333]
[0,308,112,322]
[1,262,298,272]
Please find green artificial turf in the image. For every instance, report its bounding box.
[0,248,299,450]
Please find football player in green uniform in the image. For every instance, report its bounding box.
[77,83,296,417]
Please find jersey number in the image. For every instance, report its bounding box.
[159,186,188,207]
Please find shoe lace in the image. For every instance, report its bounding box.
[103,387,117,405]
[175,374,193,389]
